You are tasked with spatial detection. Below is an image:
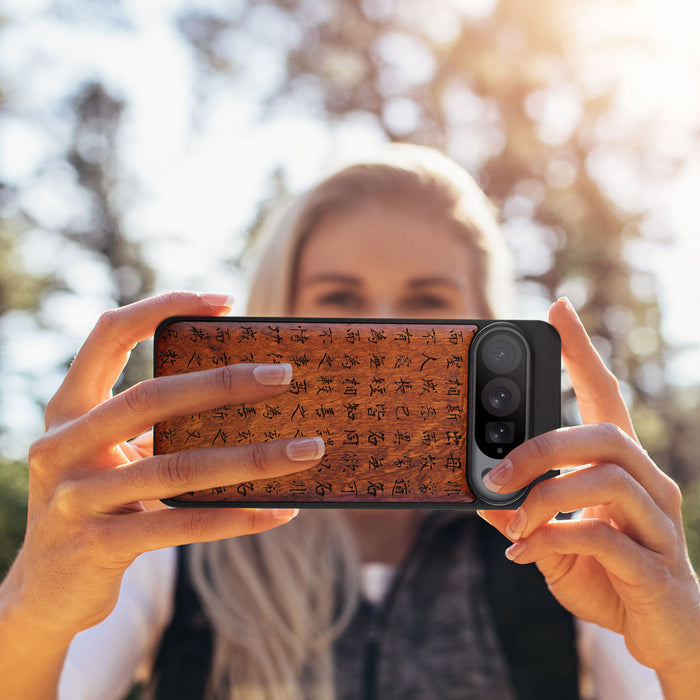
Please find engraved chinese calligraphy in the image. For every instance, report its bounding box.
[154,320,478,505]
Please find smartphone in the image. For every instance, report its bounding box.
[153,317,560,509]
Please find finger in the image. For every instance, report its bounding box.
[109,506,301,557]
[47,292,235,423]
[87,437,325,507]
[503,517,663,588]
[504,464,676,554]
[127,431,153,459]
[476,509,516,540]
[483,423,681,515]
[548,298,636,439]
[64,362,293,457]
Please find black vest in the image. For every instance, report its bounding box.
[148,514,579,699]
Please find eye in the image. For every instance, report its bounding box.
[402,294,452,311]
[315,290,366,311]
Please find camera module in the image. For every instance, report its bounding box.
[485,421,515,444]
[481,377,521,417]
[482,334,523,374]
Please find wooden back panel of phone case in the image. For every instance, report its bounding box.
[154,319,478,505]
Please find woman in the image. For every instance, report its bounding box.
[0,145,697,699]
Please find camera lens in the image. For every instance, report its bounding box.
[486,421,514,444]
[482,334,523,374]
[481,378,521,417]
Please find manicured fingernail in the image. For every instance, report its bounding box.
[198,293,236,309]
[505,541,527,561]
[483,460,512,493]
[286,437,325,461]
[254,363,292,386]
[273,508,299,521]
[557,296,578,318]
[506,509,527,540]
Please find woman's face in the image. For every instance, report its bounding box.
[293,202,484,319]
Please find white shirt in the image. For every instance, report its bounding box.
[59,548,663,700]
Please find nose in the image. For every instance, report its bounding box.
[366,300,398,319]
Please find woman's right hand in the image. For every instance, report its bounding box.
[1,292,324,642]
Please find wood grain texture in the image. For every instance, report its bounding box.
[154,318,478,506]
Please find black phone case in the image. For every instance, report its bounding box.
[153,317,560,509]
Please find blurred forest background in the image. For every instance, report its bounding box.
[1,0,700,574]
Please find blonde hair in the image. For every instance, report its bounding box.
[246,143,514,318]
[188,144,514,699]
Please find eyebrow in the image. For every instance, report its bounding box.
[301,274,462,289]
[407,277,462,290]
[301,273,362,286]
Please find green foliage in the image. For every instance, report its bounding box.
[0,460,28,577]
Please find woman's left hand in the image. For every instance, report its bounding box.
[478,298,700,696]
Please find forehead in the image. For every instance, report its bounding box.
[298,202,471,278]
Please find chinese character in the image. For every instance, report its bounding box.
[291,354,310,368]
[394,378,413,394]
[368,456,384,470]
[237,429,254,444]
[393,354,411,368]
[420,406,437,420]
[368,328,386,344]
[446,354,463,369]
[369,354,385,368]
[211,352,232,366]
[239,326,257,343]
[316,405,335,419]
[394,328,413,344]
[291,403,307,420]
[237,482,254,496]
[420,378,439,395]
[446,378,463,395]
[264,325,282,344]
[317,353,334,370]
[341,454,360,472]
[420,353,438,371]
[367,430,385,446]
[290,327,309,343]
[158,349,178,368]
[342,353,360,369]
[318,328,334,344]
[446,404,462,421]
[369,377,386,396]
[188,326,207,342]
[393,430,411,445]
[367,404,386,421]
[345,328,361,344]
[420,454,436,472]
[343,430,359,446]
[289,379,308,395]
[445,454,462,472]
[187,352,203,369]
[367,481,384,497]
[422,430,437,445]
[315,480,332,496]
[392,479,410,495]
[215,327,231,343]
[445,431,462,445]
[316,376,334,394]
[212,429,228,446]
[184,429,201,444]
[262,404,281,420]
